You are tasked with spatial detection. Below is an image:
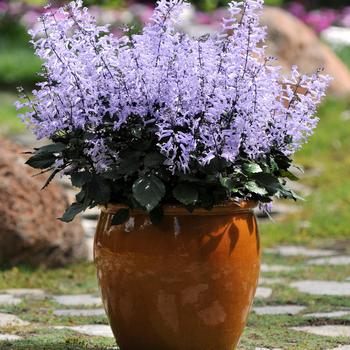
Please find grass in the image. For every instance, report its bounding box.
[335,45,350,69]
[260,98,350,247]
[0,19,41,89]
[0,92,25,135]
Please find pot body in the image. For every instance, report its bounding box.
[94,202,260,350]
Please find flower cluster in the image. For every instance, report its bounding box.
[18,0,330,222]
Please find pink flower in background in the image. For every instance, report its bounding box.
[339,7,350,27]
[0,1,9,14]
[304,9,338,33]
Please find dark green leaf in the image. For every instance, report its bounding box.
[245,181,268,195]
[242,163,262,174]
[59,202,85,222]
[118,152,142,175]
[212,187,227,203]
[35,142,66,154]
[26,152,56,169]
[280,170,299,181]
[41,169,60,190]
[111,208,130,225]
[86,176,111,205]
[149,206,164,225]
[220,177,239,192]
[132,175,166,212]
[71,171,92,188]
[144,153,165,168]
[173,184,199,206]
[253,173,282,195]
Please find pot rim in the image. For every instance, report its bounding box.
[100,200,258,216]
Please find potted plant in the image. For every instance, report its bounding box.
[17,0,330,348]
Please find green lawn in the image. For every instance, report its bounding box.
[261,98,350,247]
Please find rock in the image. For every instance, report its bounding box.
[261,7,350,96]
[304,310,350,318]
[0,138,87,267]
[307,256,350,266]
[0,334,23,341]
[291,325,350,337]
[265,245,337,257]
[0,295,22,306]
[54,325,114,338]
[331,346,350,350]
[291,281,350,296]
[52,295,102,307]
[253,305,305,315]
[0,313,29,327]
[261,264,294,273]
[53,309,106,317]
[255,287,273,299]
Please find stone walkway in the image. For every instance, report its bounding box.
[0,244,349,349]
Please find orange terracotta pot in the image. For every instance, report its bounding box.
[94,201,261,350]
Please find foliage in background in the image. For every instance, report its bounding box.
[0,14,41,88]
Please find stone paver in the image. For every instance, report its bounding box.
[0,295,22,306]
[52,294,102,307]
[259,277,284,285]
[53,309,106,317]
[291,281,350,296]
[307,256,350,266]
[265,245,337,257]
[261,264,294,273]
[304,310,350,318]
[0,334,23,341]
[55,325,114,337]
[330,346,350,350]
[255,287,272,299]
[253,305,306,315]
[292,325,350,337]
[0,313,29,327]
[4,289,46,298]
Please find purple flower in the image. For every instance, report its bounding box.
[17,0,330,175]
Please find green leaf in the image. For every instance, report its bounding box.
[149,206,164,225]
[59,202,85,222]
[173,183,199,206]
[132,175,166,212]
[71,171,92,188]
[118,152,142,175]
[253,173,282,195]
[220,177,239,192]
[245,181,268,196]
[41,169,60,190]
[111,208,130,225]
[86,176,111,205]
[144,153,165,168]
[242,163,262,174]
[280,170,299,181]
[35,143,66,154]
[26,152,56,169]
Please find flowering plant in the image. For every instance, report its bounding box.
[17,0,330,224]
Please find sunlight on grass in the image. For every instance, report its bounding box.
[0,92,25,135]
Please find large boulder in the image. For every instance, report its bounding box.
[261,7,350,96]
[0,138,87,267]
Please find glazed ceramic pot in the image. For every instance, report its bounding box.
[94,201,260,350]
